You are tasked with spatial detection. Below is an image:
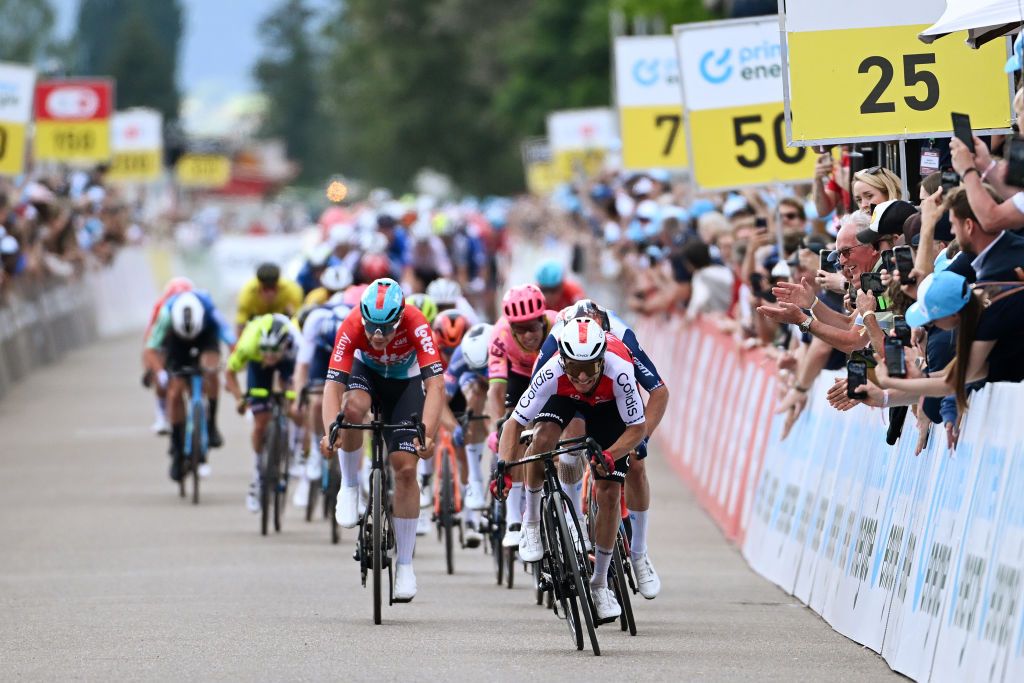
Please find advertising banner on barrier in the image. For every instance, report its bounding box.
[673,16,816,190]
[176,153,231,189]
[34,78,114,163]
[641,313,1024,682]
[779,0,1013,145]
[0,62,35,177]
[108,108,163,183]
[613,36,687,171]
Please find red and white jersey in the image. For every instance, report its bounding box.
[326,306,444,382]
[511,334,645,428]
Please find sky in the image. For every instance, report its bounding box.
[51,0,330,135]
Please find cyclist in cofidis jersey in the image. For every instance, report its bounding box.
[534,299,669,599]
[499,317,646,622]
[141,277,194,435]
[225,313,301,513]
[321,278,446,602]
[486,284,557,548]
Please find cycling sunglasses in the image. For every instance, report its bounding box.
[561,358,603,381]
[363,319,399,336]
[510,319,544,335]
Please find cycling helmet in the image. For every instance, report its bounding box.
[308,244,332,268]
[406,293,438,324]
[162,276,194,298]
[343,283,367,308]
[359,253,392,282]
[559,298,610,331]
[425,277,462,306]
[460,323,493,370]
[170,292,205,340]
[432,310,469,350]
[256,262,280,286]
[558,317,606,363]
[360,278,405,325]
[320,264,353,292]
[502,284,546,323]
[259,313,294,353]
[535,260,565,289]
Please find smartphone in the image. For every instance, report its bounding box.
[880,249,895,274]
[860,272,885,295]
[1007,136,1024,188]
[884,337,907,378]
[754,216,769,229]
[893,315,912,347]
[847,360,869,399]
[894,245,916,285]
[819,250,836,273]
[951,112,975,154]
[941,169,961,193]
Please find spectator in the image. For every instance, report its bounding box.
[680,240,733,320]
[943,187,1024,282]
[851,166,903,213]
[778,197,807,233]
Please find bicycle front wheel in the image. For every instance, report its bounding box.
[557,497,600,656]
[259,420,278,536]
[441,453,455,575]
[191,403,205,506]
[371,467,383,625]
[612,536,637,635]
[542,497,582,650]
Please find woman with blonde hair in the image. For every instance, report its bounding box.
[852,166,904,213]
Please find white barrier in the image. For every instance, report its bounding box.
[637,316,1024,682]
[91,247,160,337]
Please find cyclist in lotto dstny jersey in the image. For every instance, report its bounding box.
[321,278,446,602]
[498,317,647,623]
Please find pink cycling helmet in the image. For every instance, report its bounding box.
[502,284,546,323]
[162,276,194,297]
[342,283,368,308]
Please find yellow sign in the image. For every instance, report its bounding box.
[620,106,688,171]
[0,122,28,176]
[525,161,558,196]
[34,120,111,162]
[785,25,1011,143]
[552,149,606,183]
[108,150,162,183]
[176,154,231,189]
[688,102,817,189]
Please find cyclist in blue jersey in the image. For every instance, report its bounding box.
[532,299,669,599]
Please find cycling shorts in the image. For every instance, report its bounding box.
[346,358,424,455]
[533,396,631,484]
[505,371,531,411]
[163,324,220,374]
[246,358,295,414]
[449,391,467,417]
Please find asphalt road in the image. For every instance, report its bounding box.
[0,333,899,681]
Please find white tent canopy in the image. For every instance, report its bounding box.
[919,0,1024,47]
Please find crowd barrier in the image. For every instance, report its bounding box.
[635,315,1024,682]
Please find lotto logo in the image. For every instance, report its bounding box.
[414,324,435,355]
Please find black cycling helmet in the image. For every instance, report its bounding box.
[256,262,280,286]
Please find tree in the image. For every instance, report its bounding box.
[0,0,55,64]
[253,0,326,182]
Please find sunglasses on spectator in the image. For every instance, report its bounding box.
[510,319,544,335]
[780,211,801,220]
[363,320,399,336]
[561,358,603,380]
[834,243,869,260]
[860,165,885,176]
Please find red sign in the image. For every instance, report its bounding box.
[34,79,114,122]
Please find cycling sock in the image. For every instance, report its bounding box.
[465,506,478,527]
[340,447,362,487]
[251,452,261,483]
[170,422,185,455]
[524,486,543,524]
[417,455,433,477]
[591,545,613,588]
[155,396,166,418]
[507,482,524,525]
[394,517,417,565]
[207,397,218,428]
[560,480,583,520]
[465,441,484,485]
[628,509,649,559]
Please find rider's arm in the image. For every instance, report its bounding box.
[642,384,669,436]
[606,423,647,461]
[422,375,447,439]
[486,326,510,416]
[497,417,524,462]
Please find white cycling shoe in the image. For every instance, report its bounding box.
[292,477,311,509]
[519,521,544,562]
[464,523,483,549]
[464,481,486,511]
[633,553,662,599]
[197,463,211,479]
[394,564,417,601]
[335,485,360,528]
[502,523,522,548]
[591,585,621,621]
[246,483,261,513]
[419,479,432,508]
[151,414,170,435]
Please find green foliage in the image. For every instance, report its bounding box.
[612,0,716,25]
[0,0,55,64]
[73,0,183,121]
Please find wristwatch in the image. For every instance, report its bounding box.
[799,314,813,334]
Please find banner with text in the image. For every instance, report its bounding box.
[108,108,163,183]
[546,108,617,182]
[34,78,114,163]
[0,62,35,177]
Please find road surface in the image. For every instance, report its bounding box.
[0,333,898,681]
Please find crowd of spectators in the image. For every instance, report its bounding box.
[541,84,1024,452]
[0,164,141,301]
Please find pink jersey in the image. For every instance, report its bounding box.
[487,309,558,381]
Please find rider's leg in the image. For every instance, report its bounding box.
[200,349,221,441]
[591,479,622,588]
[390,449,420,565]
[166,377,186,477]
[339,389,371,488]
[556,417,586,518]
[625,455,651,559]
[523,420,561,525]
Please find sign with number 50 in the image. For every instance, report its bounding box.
[780,0,1014,145]
[674,16,816,190]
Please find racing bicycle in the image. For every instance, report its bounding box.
[250,384,296,536]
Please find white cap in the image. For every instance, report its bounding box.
[632,177,654,195]
[635,199,659,220]
[1,235,19,254]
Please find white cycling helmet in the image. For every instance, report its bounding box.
[426,277,462,306]
[170,292,205,340]
[460,322,493,370]
[558,317,606,363]
[320,264,353,292]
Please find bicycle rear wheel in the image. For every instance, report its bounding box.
[371,467,383,625]
[259,420,278,536]
[273,418,287,533]
[612,536,637,635]
[191,401,205,506]
[441,453,455,575]
[558,497,600,656]
[327,457,341,544]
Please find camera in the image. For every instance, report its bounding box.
[941,170,961,193]
[893,315,912,347]
[894,245,916,285]
[884,337,907,377]
[880,249,895,274]
[846,360,869,399]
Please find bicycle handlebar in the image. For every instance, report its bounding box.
[494,436,602,498]
[327,411,426,450]
[454,410,490,429]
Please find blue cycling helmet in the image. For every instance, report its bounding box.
[360,278,405,325]
[535,260,565,289]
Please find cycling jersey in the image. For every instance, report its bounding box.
[234,276,304,326]
[536,308,664,393]
[298,304,350,385]
[444,346,488,399]
[143,284,193,341]
[145,290,235,350]
[545,278,586,312]
[512,335,645,429]
[326,306,444,384]
[487,310,558,382]
[227,315,300,373]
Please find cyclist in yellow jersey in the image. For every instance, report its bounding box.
[235,263,304,337]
